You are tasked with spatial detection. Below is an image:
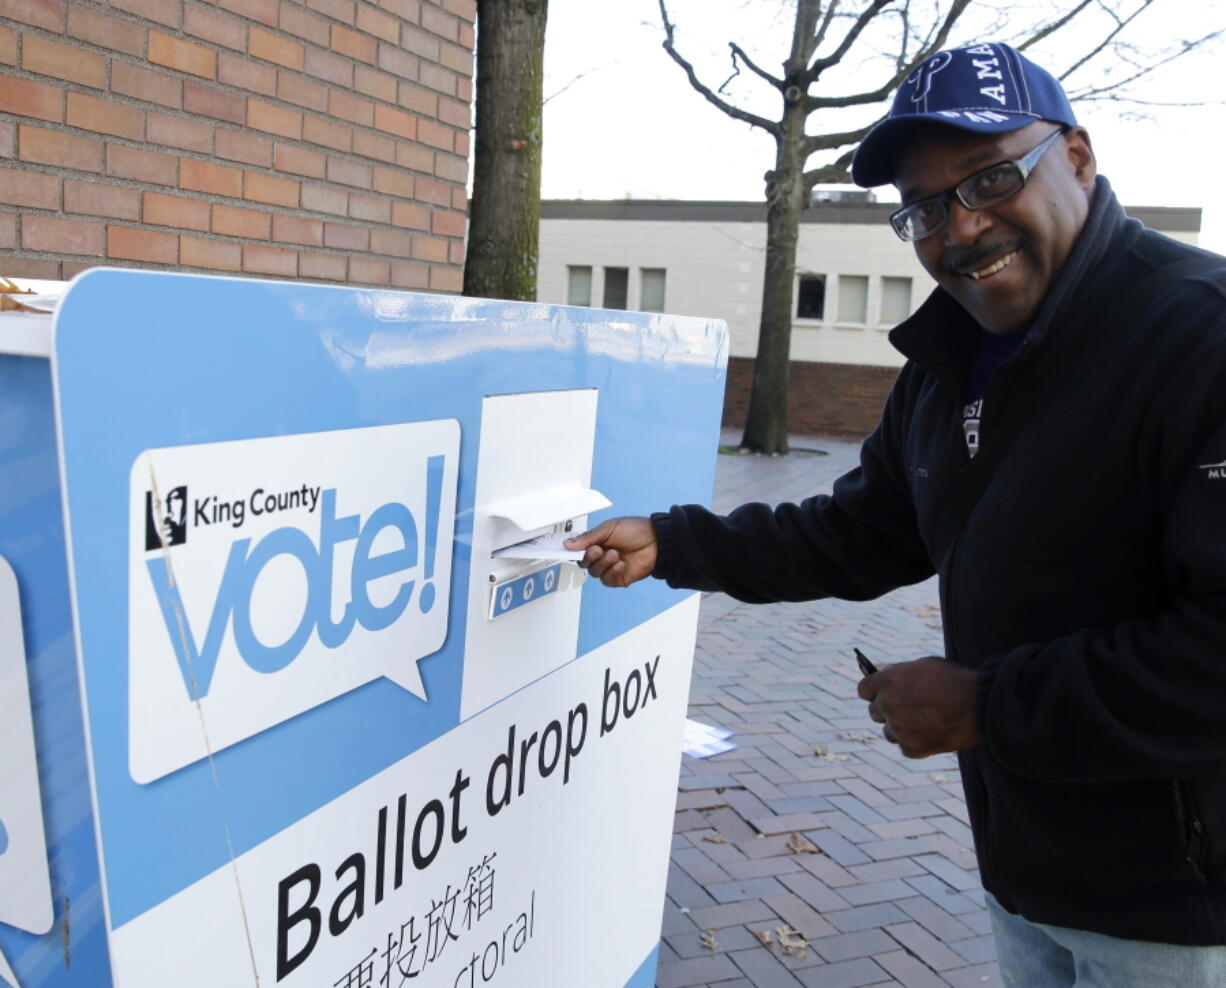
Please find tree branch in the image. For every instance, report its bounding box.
[803,147,859,188]
[803,121,877,156]
[658,0,780,135]
[814,0,840,51]
[807,0,895,82]
[1015,0,1095,52]
[1066,31,1223,100]
[728,41,784,89]
[1058,0,1153,79]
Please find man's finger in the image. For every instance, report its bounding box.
[564,520,615,552]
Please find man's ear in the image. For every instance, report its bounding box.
[1065,126,1097,190]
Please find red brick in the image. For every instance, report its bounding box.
[431,208,465,238]
[0,211,15,248]
[218,0,277,27]
[397,79,437,117]
[373,103,415,139]
[22,35,106,88]
[331,23,376,62]
[180,234,241,271]
[216,128,273,167]
[437,94,469,129]
[355,3,399,43]
[353,129,395,163]
[369,227,409,255]
[0,168,58,208]
[348,192,389,223]
[64,179,140,220]
[395,141,432,173]
[301,182,347,215]
[218,53,277,97]
[0,74,62,123]
[146,113,212,153]
[0,0,64,31]
[410,234,446,262]
[148,32,216,80]
[348,256,389,284]
[390,199,428,229]
[457,17,473,49]
[390,261,428,288]
[184,81,246,124]
[377,42,416,80]
[143,191,209,230]
[438,39,470,76]
[111,0,181,29]
[323,221,368,250]
[276,71,327,111]
[328,89,374,127]
[447,238,462,264]
[418,61,455,97]
[184,5,248,50]
[67,7,143,56]
[371,165,411,197]
[449,186,464,209]
[0,25,15,65]
[3,257,61,278]
[243,242,296,276]
[453,128,469,159]
[108,224,179,263]
[247,99,302,139]
[420,3,458,40]
[107,145,178,185]
[24,214,103,254]
[326,156,370,188]
[66,93,143,140]
[249,26,304,70]
[306,0,354,23]
[243,170,298,207]
[113,63,184,110]
[353,64,396,103]
[271,213,323,246]
[413,174,451,207]
[299,250,347,281]
[302,114,351,152]
[273,141,326,178]
[302,46,352,86]
[400,23,438,60]
[280,4,330,46]
[428,264,461,292]
[377,0,420,21]
[18,124,101,171]
[212,203,270,239]
[0,121,12,158]
[181,158,243,197]
[434,151,467,184]
[456,74,471,103]
[440,0,474,21]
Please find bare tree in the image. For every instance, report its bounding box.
[464,0,548,301]
[657,0,1221,454]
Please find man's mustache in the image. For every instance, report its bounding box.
[944,240,1024,276]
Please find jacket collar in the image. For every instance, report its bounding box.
[889,176,1135,393]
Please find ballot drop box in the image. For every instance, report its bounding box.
[0,269,728,988]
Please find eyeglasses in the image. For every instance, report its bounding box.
[889,128,1066,242]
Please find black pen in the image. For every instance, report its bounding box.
[854,647,877,677]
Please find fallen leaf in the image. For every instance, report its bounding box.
[929,773,949,783]
[813,744,829,757]
[701,833,728,844]
[787,832,820,855]
[753,929,772,946]
[700,930,718,951]
[776,924,809,956]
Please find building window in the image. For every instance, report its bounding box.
[567,266,592,306]
[796,274,825,319]
[880,276,912,325]
[602,267,629,309]
[837,274,869,324]
[640,268,666,312]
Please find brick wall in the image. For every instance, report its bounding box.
[0,0,472,289]
[724,356,899,441]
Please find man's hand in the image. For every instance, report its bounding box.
[564,516,658,588]
[857,657,982,758]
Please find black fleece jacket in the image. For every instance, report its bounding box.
[653,178,1226,944]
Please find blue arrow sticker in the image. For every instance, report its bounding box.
[490,564,562,619]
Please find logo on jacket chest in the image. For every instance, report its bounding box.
[1199,459,1226,480]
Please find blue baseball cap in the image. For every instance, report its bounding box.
[851,42,1077,188]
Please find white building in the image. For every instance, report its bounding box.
[538,197,1200,436]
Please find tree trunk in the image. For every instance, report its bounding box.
[463,0,547,301]
[740,98,808,455]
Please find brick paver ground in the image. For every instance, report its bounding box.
[656,433,1002,988]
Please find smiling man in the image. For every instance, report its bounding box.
[568,42,1226,985]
